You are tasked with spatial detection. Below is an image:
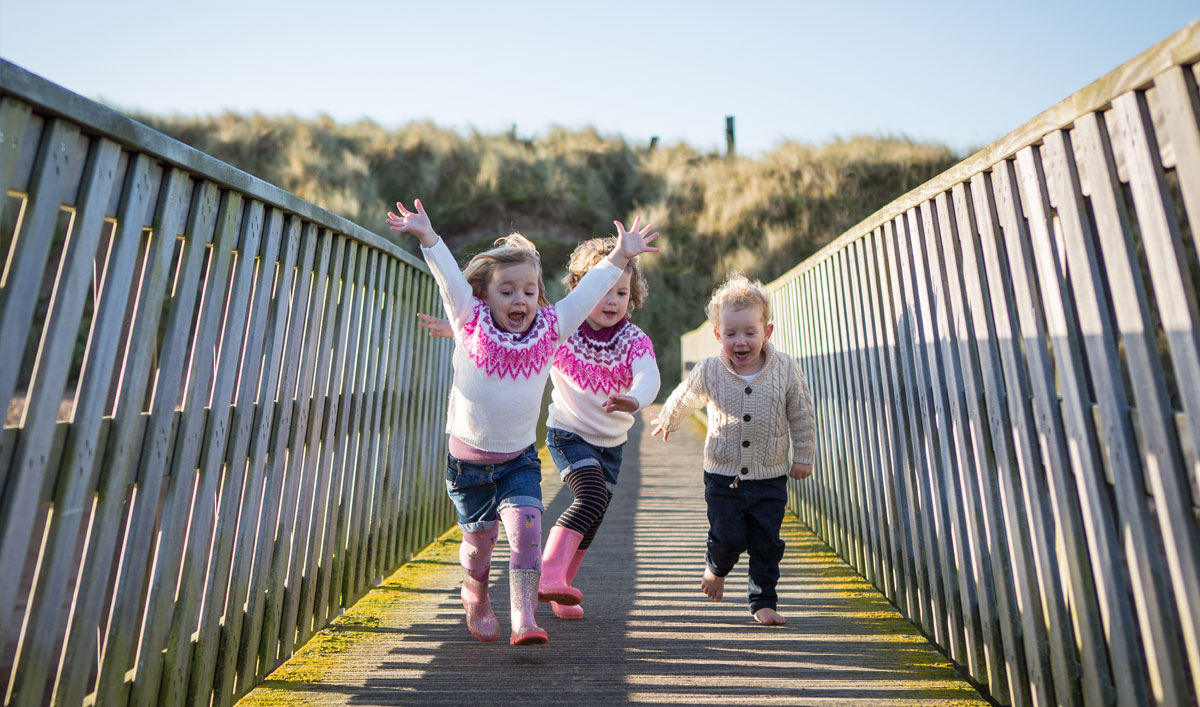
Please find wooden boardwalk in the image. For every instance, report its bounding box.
[237,408,986,706]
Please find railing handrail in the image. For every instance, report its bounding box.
[0,58,423,270]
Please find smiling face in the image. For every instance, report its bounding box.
[485,261,542,333]
[585,270,633,330]
[715,304,774,375]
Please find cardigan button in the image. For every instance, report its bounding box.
[744,386,752,394]
[743,414,751,422]
[742,440,750,447]
[740,467,749,475]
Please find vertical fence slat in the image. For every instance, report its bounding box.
[1097,95,1200,698]
[0,119,80,650]
[156,188,244,707]
[257,221,320,676]
[918,198,987,684]
[1045,123,1189,703]
[293,234,349,647]
[276,225,334,659]
[943,185,1026,705]
[6,137,120,707]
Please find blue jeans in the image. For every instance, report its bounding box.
[545,428,624,491]
[704,471,787,613]
[445,445,544,532]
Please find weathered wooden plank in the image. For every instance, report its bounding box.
[340,252,385,606]
[4,136,120,707]
[878,219,934,636]
[1152,65,1200,237]
[832,249,880,586]
[256,220,320,676]
[972,168,1077,705]
[275,225,334,660]
[1087,96,1200,698]
[888,214,949,646]
[0,97,32,230]
[843,239,895,602]
[1047,122,1189,703]
[822,254,868,576]
[308,241,363,629]
[155,188,244,707]
[916,198,986,683]
[811,260,853,564]
[1017,141,1145,705]
[186,199,273,707]
[220,207,300,703]
[46,154,157,707]
[1117,86,1200,522]
[292,234,349,647]
[52,165,188,707]
[794,275,831,542]
[859,229,917,621]
[319,246,372,628]
[380,266,414,568]
[125,180,227,707]
[97,174,215,707]
[943,185,1027,705]
[0,119,81,651]
[227,213,306,692]
[363,259,402,584]
[908,204,974,669]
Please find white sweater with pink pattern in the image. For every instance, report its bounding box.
[421,238,623,453]
[547,320,659,447]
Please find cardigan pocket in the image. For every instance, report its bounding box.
[765,435,790,465]
[704,429,733,465]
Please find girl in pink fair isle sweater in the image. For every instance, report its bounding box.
[386,199,659,645]
[421,236,660,621]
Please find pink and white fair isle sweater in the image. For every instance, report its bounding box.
[547,319,660,448]
[655,341,816,480]
[421,238,624,454]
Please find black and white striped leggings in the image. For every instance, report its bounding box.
[554,465,613,550]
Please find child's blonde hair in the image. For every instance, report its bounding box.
[462,233,549,307]
[706,272,771,327]
[562,236,648,316]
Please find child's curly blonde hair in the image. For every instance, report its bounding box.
[562,236,648,316]
[705,272,771,327]
[462,233,549,306]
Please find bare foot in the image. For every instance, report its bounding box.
[700,570,725,601]
[754,607,787,625]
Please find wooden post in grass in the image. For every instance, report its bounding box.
[725,116,735,157]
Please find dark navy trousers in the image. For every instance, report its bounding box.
[703,471,787,614]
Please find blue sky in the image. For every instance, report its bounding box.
[0,1,1196,155]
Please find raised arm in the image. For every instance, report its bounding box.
[386,199,475,325]
[556,217,662,337]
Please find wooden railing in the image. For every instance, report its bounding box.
[682,20,1200,707]
[0,60,454,706]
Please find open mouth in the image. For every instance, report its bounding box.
[506,311,526,329]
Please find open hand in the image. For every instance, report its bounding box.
[602,395,638,414]
[789,462,813,480]
[386,199,438,247]
[650,418,671,441]
[610,216,660,268]
[417,313,454,338]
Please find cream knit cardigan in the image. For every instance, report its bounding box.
[656,341,816,479]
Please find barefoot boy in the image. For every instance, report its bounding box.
[652,273,815,625]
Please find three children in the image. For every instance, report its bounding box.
[389,196,815,639]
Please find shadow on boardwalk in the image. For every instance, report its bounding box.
[239,408,985,706]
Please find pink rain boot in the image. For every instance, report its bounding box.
[509,568,548,645]
[551,548,588,619]
[460,527,500,642]
[538,526,584,605]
